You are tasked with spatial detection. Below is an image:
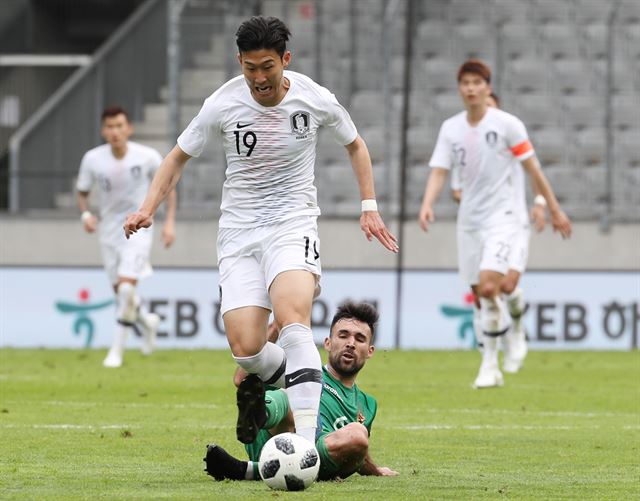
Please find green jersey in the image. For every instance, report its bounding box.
[319,365,377,437]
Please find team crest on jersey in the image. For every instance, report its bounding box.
[290,111,311,138]
[130,165,142,179]
[485,131,498,147]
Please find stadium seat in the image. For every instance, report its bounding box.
[516,94,562,128]
[407,125,434,166]
[574,127,606,166]
[616,130,640,167]
[532,0,574,24]
[612,95,640,130]
[574,0,612,24]
[416,21,453,59]
[493,0,532,23]
[562,95,606,129]
[351,91,385,128]
[540,23,582,60]
[359,127,386,164]
[431,94,464,128]
[453,23,497,61]
[316,130,346,166]
[551,59,593,94]
[448,0,490,24]
[580,23,607,60]
[504,59,548,93]
[423,59,459,92]
[499,23,540,60]
[530,127,567,166]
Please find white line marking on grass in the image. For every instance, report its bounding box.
[417,407,638,418]
[0,424,136,430]
[5,400,220,410]
[394,424,640,431]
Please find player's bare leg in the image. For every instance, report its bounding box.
[473,273,509,388]
[270,270,322,444]
[501,270,527,373]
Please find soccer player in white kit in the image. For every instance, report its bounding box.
[123,17,398,445]
[77,106,177,368]
[450,92,548,374]
[419,60,571,388]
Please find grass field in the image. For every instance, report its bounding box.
[1,348,638,500]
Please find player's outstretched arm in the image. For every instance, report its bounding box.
[359,452,399,477]
[76,190,97,233]
[520,156,572,239]
[419,167,448,232]
[124,145,191,239]
[345,136,398,253]
[161,188,177,248]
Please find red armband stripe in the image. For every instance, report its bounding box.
[510,140,533,157]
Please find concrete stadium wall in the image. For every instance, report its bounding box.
[1,217,638,270]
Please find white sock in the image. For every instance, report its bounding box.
[245,461,256,480]
[479,296,511,335]
[480,332,499,370]
[279,323,322,443]
[116,283,137,325]
[135,296,151,327]
[506,288,525,333]
[472,303,482,350]
[233,342,287,388]
[110,324,128,353]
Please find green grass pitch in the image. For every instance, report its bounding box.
[1,349,638,500]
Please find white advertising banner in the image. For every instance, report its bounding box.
[0,267,638,350]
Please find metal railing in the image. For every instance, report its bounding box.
[7,0,166,212]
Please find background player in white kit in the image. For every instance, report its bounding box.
[124,17,397,445]
[77,106,177,368]
[419,60,571,388]
[450,92,547,373]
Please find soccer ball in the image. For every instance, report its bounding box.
[258,432,320,491]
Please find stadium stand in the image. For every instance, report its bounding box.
[4,0,639,223]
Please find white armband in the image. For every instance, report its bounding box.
[533,195,547,207]
[361,199,378,212]
[81,211,93,222]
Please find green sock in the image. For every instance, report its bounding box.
[264,389,289,429]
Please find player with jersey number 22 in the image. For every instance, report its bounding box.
[124,16,397,447]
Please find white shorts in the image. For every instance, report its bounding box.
[508,224,531,274]
[100,231,153,285]
[217,216,322,316]
[457,223,520,286]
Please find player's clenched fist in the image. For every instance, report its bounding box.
[124,211,153,239]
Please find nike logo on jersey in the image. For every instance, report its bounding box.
[236,122,253,128]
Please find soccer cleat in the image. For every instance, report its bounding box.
[473,366,504,389]
[236,374,267,444]
[203,444,247,481]
[139,313,160,356]
[103,347,123,368]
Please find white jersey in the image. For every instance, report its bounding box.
[177,70,358,229]
[76,142,162,244]
[430,107,534,230]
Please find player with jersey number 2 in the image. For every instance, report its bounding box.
[419,60,571,389]
[124,16,398,446]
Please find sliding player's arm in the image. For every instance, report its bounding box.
[359,451,399,476]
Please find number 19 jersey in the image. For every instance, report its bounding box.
[177,70,358,229]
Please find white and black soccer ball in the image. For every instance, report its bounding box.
[258,432,320,491]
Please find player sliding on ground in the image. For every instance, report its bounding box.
[77,106,176,368]
[204,301,399,481]
[419,60,572,389]
[124,16,397,446]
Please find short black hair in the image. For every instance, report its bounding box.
[236,16,291,57]
[101,105,130,122]
[329,301,379,343]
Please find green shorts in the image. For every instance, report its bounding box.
[245,431,341,481]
